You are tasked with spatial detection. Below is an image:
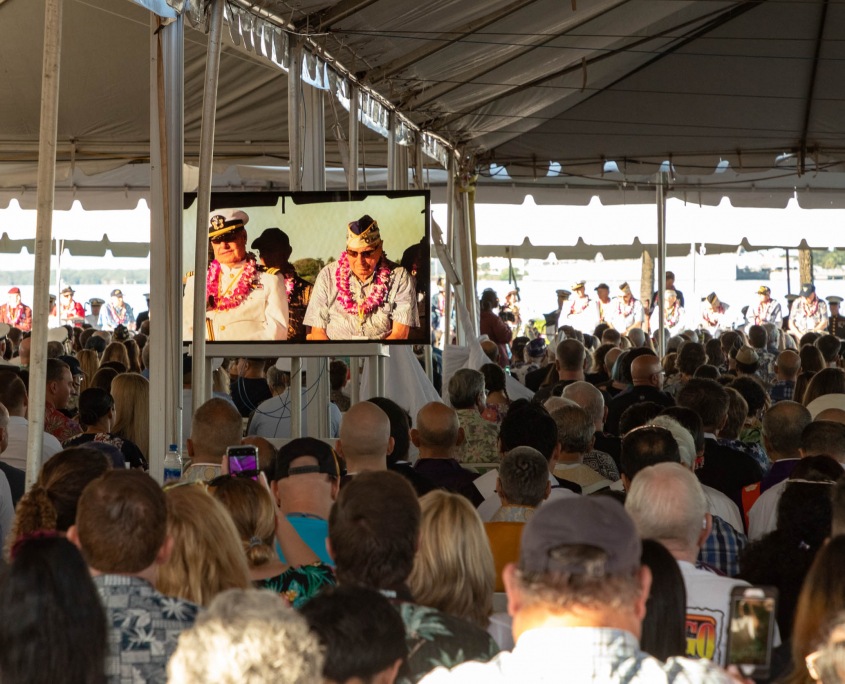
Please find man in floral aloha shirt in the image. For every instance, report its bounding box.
[69,470,198,684]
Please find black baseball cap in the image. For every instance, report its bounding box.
[275,438,341,481]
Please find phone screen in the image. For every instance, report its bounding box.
[727,588,777,676]
[226,447,259,479]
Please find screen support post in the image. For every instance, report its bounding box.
[189,343,390,438]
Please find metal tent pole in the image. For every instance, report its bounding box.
[288,42,303,437]
[656,173,668,357]
[191,0,225,415]
[150,12,184,477]
[444,155,457,345]
[26,0,63,489]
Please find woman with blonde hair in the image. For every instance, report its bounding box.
[99,341,130,372]
[122,339,142,374]
[210,477,335,607]
[156,484,251,606]
[75,348,99,393]
[408,490,495,630]
[111,373,150,462]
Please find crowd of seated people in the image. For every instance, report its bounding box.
[3,300,845,684]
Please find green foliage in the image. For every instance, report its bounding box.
[292,258,325,284]
[498,267,525,281]
[812,250,845,270]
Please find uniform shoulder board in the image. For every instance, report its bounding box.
[264,267,281,275]
[185,271,194,278]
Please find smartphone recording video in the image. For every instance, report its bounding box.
[727,585,778,679]
[226,445,259,480]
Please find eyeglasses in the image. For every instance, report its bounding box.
[346,247,379,259]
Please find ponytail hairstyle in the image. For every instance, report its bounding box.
[210,477,277,568]
[6,448,111,560]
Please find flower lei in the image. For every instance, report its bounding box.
[7,305,25,327]
[802,297,820,318]
[206,257,260,311]
[335,252,391,321]
[703,305,724,327]
[107,305,127,325]
[754,301,773,325]
[281,267,296,297]
[618,296,637,320]
[666,302,681,328]
[569,296,592,316]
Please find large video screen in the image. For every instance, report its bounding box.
[182,191,430,346]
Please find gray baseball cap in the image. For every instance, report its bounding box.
[519,497,641,577]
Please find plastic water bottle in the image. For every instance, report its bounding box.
[163,444,183,483]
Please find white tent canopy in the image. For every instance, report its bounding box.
[467,196,845,259]
[4,0,845,209]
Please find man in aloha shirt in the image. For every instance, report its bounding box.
[557,280,597,334]
[58,286,86,325]
[699,292,733,335]
[98,289,136,332]
[0,287,32,332]
[304,214,417,340]
[747,285,782,326]
[610,282,644,333]
[789,282,829,336]
[44,358,81,444]
[182,210,289,341]
[649,289,686,336]
[594,283,613,325]
[68,470,198,684]
[448,368,499,465]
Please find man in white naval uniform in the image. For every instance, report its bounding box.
[183,210,288,341]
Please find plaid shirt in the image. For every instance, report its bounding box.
[420,626,732,683]
[769,380,795,403]
[698,514,747,577]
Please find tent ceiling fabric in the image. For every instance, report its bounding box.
[0,0,393,198]
[4,0,845,208]
[206,0,845,202]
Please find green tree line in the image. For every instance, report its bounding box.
[0,270,150,286]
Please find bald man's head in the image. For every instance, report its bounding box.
[338,402,393,470]
[412,402,461,453]
[561,381,605,427]
[631,354,663,387]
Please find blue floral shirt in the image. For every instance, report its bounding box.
[94,574,199,684]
